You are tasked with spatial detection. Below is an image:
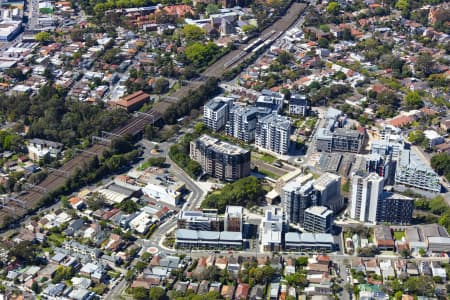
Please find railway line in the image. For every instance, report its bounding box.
[0,2,308,226]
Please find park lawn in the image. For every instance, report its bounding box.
[259,153,276,164]
[138,161,151,171]
[393,230,405,241]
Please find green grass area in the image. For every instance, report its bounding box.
[343,231,352,240]
[48,233,65,246]
[304,117,317,129]
[107,270,121,279]
[257,168,280,179]
[40,8,53,14]
[259,153,276,164]
[393,230,405,241]
[294,119,304,128]
[137,161,151,171]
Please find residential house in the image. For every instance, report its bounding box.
[235,283,250,300]
[364,259,381,275]
[221,285,235,299]
[249,285,264,300]
[27,138,63,162]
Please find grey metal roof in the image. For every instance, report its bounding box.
[220,231,243,241]
[317,128,332,140]
[428,237,450,244]
[285,232,301,242]
[326,108,342,119]
[175,229,197,240]
[398,150,436,173]
[258,113,291,130]
[198,230,220,240]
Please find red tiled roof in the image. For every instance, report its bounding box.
[235,283,249,300]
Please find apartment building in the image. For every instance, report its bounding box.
[225,105,271,143]
[395,150,441,193]
[376,192,414,224]
[256,89,284,112]
[261,208,287,251]
[303,206,333,233]
[190,135,250,181]
[350,172,384,223]
[282,174,316,225]
[313,172,344,213]
[27,138,63,162]
[255,113,291,155]
[177,210,221,231]
[224,206,243,233]
[316,108,365,153]
[203,96,234,131]
[371,140,404,159]
[288,94,309,117]
[365,153,392,183]
[332,128,365,153]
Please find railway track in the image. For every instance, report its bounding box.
[0,143,108,224]
[0,2,308,226]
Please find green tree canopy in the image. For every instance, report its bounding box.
[35,32,54,45]
[404,91,423,108]
[201,176,266,213]
[326,2,339,15]
[183,24,206,42]
[407,130,425,145]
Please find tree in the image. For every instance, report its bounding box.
[31,281,40,294]
[318,38,329,48]
[400,249,410,258]
[35,32,54,45]
[135,261,148,272]
[201,176,266,213]
[52,266,74,283]
[10,241,38,263]
[92,283,108,295]
[296,257,308,267]
[183,24,206,42]
[119,199,139,213]
[153,78,170,94]
[428,196,447,215]
[285,272,307,287]
[326,2,339,15]
[419,248,426,257]
[132,287,149,300]
[404,91,423,108]
[86,192,106,210]
[242,24,258,35]
[395,0,409,15]
[205,3,219,16]
[416,53,434,77]
[149,287,165,300]
[185,42,220,67]
[431,153,450,180]
[408,130,425,145]
[194,122,208,135]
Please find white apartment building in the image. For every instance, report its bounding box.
[261,207,287,251]
[203,96,233,131]
[255,113,291,155]
[350,172,384,223]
